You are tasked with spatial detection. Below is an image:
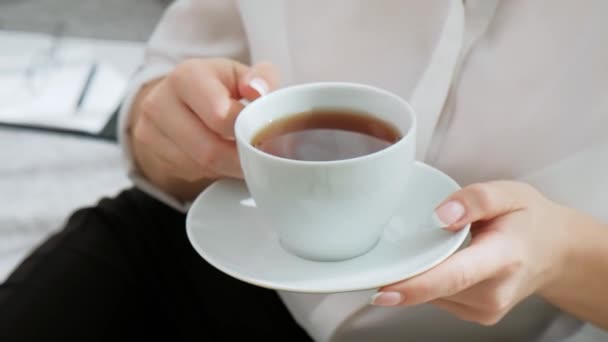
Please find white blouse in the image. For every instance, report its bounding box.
[118,1,608,340]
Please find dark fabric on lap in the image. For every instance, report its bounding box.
[0,188,311,341]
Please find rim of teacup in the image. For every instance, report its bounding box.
[234,82,417,166]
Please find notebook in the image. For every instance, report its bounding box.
[0,31,129,134]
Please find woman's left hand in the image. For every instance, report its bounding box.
[371,181,573,326]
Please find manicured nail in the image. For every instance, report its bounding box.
[370,292,403,306]
[248,77,268,97]
[432,200,465,227]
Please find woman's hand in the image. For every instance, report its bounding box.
[128,59,279,201]
[371,181,573,326]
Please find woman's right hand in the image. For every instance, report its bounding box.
[128,58,279,201]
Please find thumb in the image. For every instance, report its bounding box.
[238,62,281,101]
[433,181,534,231]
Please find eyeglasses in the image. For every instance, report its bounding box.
[0,23,65,106]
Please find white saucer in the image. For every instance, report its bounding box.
[186,162,470,293]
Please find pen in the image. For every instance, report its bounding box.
[75,62,98,111]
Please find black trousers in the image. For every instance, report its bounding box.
[0,188,311,341]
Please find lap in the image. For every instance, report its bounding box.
[0,188,310,341]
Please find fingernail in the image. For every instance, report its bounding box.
[248,77,268,97]
[370,292,403,306]
[432,200,465,227]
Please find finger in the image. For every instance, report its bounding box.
[433,298,509,326]
[238,61,281,100]
[133,113,214,181]
[430,299,490,324]
[431,286,483,308]
[143,84,242,178]
[433,181,535,231]
[379,236,508,306]
[187,77,244,139]
[171,60,246,138]
[428,272,499,309]
[438,276,519,314]
[172,60,279,138]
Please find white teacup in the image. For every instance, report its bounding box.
[235,82,416,261]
